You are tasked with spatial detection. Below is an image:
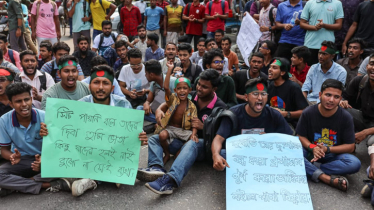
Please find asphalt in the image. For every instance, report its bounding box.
[0,29,373,210]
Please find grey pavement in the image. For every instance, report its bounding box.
[0,29,373,210]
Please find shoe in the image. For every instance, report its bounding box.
[137,166,166,182]
[71,179,97,197]
[0,188,14,197]
[143,123,156,134]
[145,174,176,195]
[47,178,72,192]
[116,183,121,188]
[361,180,374,198]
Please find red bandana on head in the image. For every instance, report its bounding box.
[68,60,73,65]
[321,46,327,51]
[256,83,264,91]
[96,70,105,77]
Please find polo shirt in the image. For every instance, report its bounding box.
[336,57,363,86]
[300,0,344,49]
[0,109,44,156]
[275,0,305,46]
[90,0,111,31]
[40,59,84,82]
[205,0,229,32]
[301,61,347,102]
[144,47,165,61]
[68,0,91,33]
[289,64,310,84]
[191,91,227,137]
[183,3,205,36]
[144,6,164,31]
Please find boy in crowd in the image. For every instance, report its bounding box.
[72,36,97,77]
[38,40,53,70]
[0,34,23,71]
[145,33,164,62]
[131,25,148,61]
[190,38,206,64]
[289,46,311,87]
[113,40,129,73]
[221,36,239,75]
[160,43,180,74]
[173,43,202,87]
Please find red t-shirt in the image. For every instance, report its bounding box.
[183,3,205,36]
[290,64,310,83]
[205,0,229,32]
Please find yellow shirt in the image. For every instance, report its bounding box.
[90,0,111,31]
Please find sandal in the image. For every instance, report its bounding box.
[330,175,349,192]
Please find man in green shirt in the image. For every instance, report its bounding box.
[41,55,90,110]
[7,0,27,52]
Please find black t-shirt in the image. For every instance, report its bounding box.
[190,91,228,137]
[216,104,293,139]
[232,69,268,104]
[261,62,271,75]
[354,1,374,48]
[267,80,308,127]
[0,102,12,117]
[179,63,202,87]
[295,105,355,147]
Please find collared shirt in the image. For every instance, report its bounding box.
[302,61,347,102]
[134,38,148,61]
[190,51,204,64]
[259,4,276,42]
[155,93,198,134]
[79,94,132,108]
[120,5,142,36]
[18,70,55,109]
[72,50,97,76]
[336,57,363,86]
[68,0,92,32]
[164,5,183,32]
[0,109,44,156]
[145,47,164,61]
[82,76,126,98]
[290,64,310,84]
[0,101,12,117]
[1,60,20,73]
[184,3,205,36]
[8,0,25,32]
[159,57,180,74]
[205,0,229,32]
[4,49,23,72]
[275,0,305,46]
[40,59,84,82]
[300,0,344,49]
[134,1,147,13]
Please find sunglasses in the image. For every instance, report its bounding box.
[212,60,225,64]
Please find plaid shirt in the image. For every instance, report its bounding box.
[120,5,142,36]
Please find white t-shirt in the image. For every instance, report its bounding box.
[118,64,150,91]
[134,1,146,13]
[92,32,118,49]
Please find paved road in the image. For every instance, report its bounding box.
[1,30,373,210]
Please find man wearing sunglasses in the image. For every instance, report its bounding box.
[211,77,293,171]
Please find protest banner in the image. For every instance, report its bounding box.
[41,98,144,185]
[226,133,313,210]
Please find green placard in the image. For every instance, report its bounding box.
[41,98,144,185]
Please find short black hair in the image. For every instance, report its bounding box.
[144,59,162,76]
[91,56,108,67]
[147,33,159,44]
[178,43,192,54]
[199,69,221,88]
[57,55,79,70]
[166,42,177,49]
[321,40,337,52]
[320,79,344,93]
[370,53,374,60]
[40,40,53,52]
[0,66,15,80]
[291,46,310,64]
[91,65,114,80]
[0,34,7,43]
[202,48,224,70]
[245,77,268,91]
[221,36,232,45]
[52,41,70,54]
[249,52,264,62]
[102,20,112,28]
[215,29,224,36]
[178,35,189,43]
[6,82,32,102]
[347,38,366,50]
[137,24,146,31]
[115,40,128,49]
[19,50,37,62]
[77,36,90,45]
[127,48,143,60]
[197,37,206,45]
[271,57,290,81]
[205,38,216,48]
[263,40,277,56]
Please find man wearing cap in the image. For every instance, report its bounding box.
[211,77,293,171]
[267,57,308,130]
[0,67,16,117]
[41,55,91,110]
[40,65,148,197]
[302,41,347,105]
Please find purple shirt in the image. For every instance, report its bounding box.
[250,0,279,16]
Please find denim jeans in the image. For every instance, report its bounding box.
[93,29,102,41]
[147,134,205,186]
[302,148,361,182]
[136,105,156,124]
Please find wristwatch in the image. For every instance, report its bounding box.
[286,111,291,118]
[326,146,330,154]
[269,26,272,31]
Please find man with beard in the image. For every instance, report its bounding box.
[14,50,55,109]
[302,41,347,105]
[41,55,90,110]
[195,48,237,107]
[297,79,360,192]
[267,57,308,130]
[38,40,53,70]
[0,67,15,117]
[232,52,267,104]
[92,21,118,67]
[137,69,227,194]
[144,0,164,46]
[131,25,148,61]
[113,40,129,73]
[72,36,97,77]
[211,78,293,171]
[173,43,202,87]
[159,43,180,74]
[197,38,229,75]
[145,33,164,62]
[337,38,365,86]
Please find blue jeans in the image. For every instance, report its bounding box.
[136,105,156,124]
[147,134,205,186]
[207,31,215,39]
[302,148,361,182]
[93,29,102,40]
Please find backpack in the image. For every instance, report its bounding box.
[208,0,227,23]
[356,75,368,104]
[35,0,56,26]
[83,0,93,24]
[203,107,237,162]
[98,33,117,50]
[14,72,47,92]
[8,49,16,66]
[269,7,281,44]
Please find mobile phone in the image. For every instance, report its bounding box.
[136,90,143,93]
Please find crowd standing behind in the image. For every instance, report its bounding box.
[2,0,374,206]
